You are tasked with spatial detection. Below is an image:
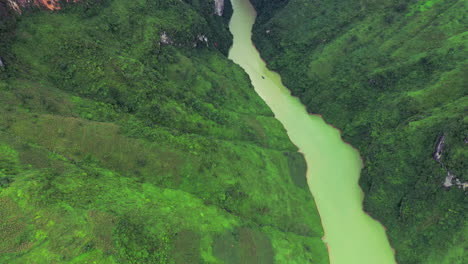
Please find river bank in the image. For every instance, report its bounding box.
[228,0,397,263]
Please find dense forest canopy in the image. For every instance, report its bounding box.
[1,0,466,263]
[250,0,467,263]
[0,0,328,263]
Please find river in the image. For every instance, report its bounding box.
[227,0,397,263]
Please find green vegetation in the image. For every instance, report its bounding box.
[0,0,327,263]
[250,0,467,263]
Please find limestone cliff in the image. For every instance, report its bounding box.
[5,0,79,12]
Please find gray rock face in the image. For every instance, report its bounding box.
[6,0,79,13]
[443,171,467,191]
[197,34,208,46]
[160,32,173,45]
[0,56,5,68]
[432,134,466,191]
[443,171,455,188]
[214,0,224,16]
[433,135,445,162]
[6,0,22,14]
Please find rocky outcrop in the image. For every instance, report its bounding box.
[196,34,208,47]
[214,0,223,16]
[433,134,466,191]
[6,0,79,13]
[443,171,467,191]
[443,171,456,188]
[4,0,20,13]
[159,32,173,45]
[160,31,211,48]
[0,56,5,68]
[433,134,445,162]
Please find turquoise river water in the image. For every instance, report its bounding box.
[228,0,397,263]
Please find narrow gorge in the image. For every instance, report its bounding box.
[0,0,466,263]
[229,0,396,263]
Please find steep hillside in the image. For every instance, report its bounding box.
[0,0,328,263]
[251,0,467,263]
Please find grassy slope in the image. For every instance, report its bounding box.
[0,0,328,263]
[250,0,467,263]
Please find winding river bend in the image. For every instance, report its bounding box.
[228,0,397,263]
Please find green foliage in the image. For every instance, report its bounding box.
[114,217,171,263]
[0,145,19,176]
[251,0,467,263]
[0,0,326,263]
